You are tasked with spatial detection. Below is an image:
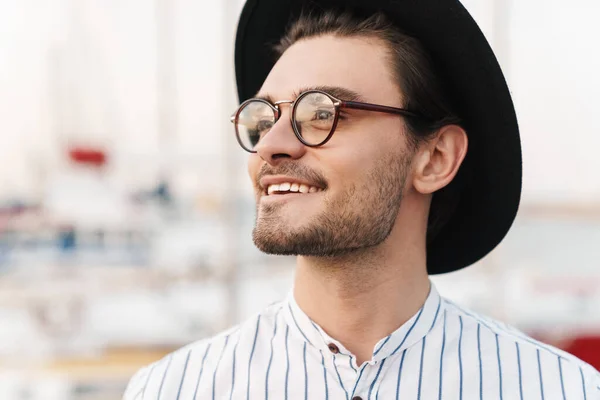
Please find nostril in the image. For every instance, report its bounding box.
[272,153,292,160]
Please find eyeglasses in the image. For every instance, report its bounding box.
[230,90,425,153]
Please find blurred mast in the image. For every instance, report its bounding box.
[222,0,242,327]
[155,0,177,184]
[488,0,512,322]
[492,0,512,81]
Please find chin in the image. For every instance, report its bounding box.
[251,231,297,256]
[252,218,305,254]
[258,200,318,223]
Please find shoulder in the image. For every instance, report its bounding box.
[441,298,600,398]
[122,301,285,400]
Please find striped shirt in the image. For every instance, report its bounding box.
[123,284,600,399]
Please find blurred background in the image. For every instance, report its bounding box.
[0,0,599,398]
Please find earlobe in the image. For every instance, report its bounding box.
[412,125,468,195]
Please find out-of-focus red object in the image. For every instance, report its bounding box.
[560,335,600,370]
[68,147,107,166]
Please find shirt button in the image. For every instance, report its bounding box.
[327,343,340,354]
[352,397,363,400]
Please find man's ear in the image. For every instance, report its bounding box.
[412,125,468,194]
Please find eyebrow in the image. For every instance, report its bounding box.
[254,85,365,103]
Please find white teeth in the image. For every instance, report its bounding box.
[266,182,323,195]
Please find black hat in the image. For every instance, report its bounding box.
[234,0,522,274]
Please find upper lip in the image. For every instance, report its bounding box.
[259,175,324,191]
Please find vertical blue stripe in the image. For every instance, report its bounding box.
[265,314,278,400]
[285,325,290,400]
[289,304,313,346]
[157,355,173,400]
[368,358,386,400]
[351,366,367,397]
[373,335,391,356]
[212,336,230,400]
[536,349,545,400]
[321,351,329,400]
[430,297,442,330]
[349,357,357,373]
[332,355,349,400]
[246,316,261,400]
[458,316,464,400]
[418,296,441,400]
[229,342,238,400]
[558,357,566,400]
[303,342,308,400]
[417,337,427,400]
[175,350,192,400]
[193,344,212,400]
[448,301,564,358]
[495,334,503,400]
[579,367,587,400]
[516,342,523,400]
[395,349,408,400]
[141,363,156,400]
[310,320,326,343]
[390,307,425,356]
[477,324,483,400]
[438,311,447,400]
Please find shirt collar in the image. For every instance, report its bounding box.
[282,282,445,363]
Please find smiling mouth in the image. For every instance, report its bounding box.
[264,182,324,196]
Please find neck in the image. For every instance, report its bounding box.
[293,223,430,366]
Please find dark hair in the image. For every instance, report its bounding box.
[274,10,466,243]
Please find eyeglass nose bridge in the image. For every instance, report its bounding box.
[270,100,295,126]
[273,99,294,117]
[273,100,294,107]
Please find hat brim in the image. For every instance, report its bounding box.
[234,0,522,274]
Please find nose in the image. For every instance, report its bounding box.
[254,103,307,165]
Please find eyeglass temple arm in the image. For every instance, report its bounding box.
[339,100,424,119]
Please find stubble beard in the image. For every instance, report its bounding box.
[252,151,411,257]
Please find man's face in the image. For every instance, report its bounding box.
[248,35,416,257]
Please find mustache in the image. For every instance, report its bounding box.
[256,162,328,189]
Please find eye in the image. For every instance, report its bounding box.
[313,109,334,121]
[256,119,274,132]
[247,130,260,146]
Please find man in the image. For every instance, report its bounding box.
[124,0,600,398]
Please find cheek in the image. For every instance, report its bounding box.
[323,130,392,180]
[323,126,409,190]
[323,150,375,191]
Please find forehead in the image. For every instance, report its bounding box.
[258,35,403,104]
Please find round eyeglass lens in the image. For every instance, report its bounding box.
[294,92,336,145]
[236,100,276,151]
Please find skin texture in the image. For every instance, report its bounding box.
[247,34,468,365]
